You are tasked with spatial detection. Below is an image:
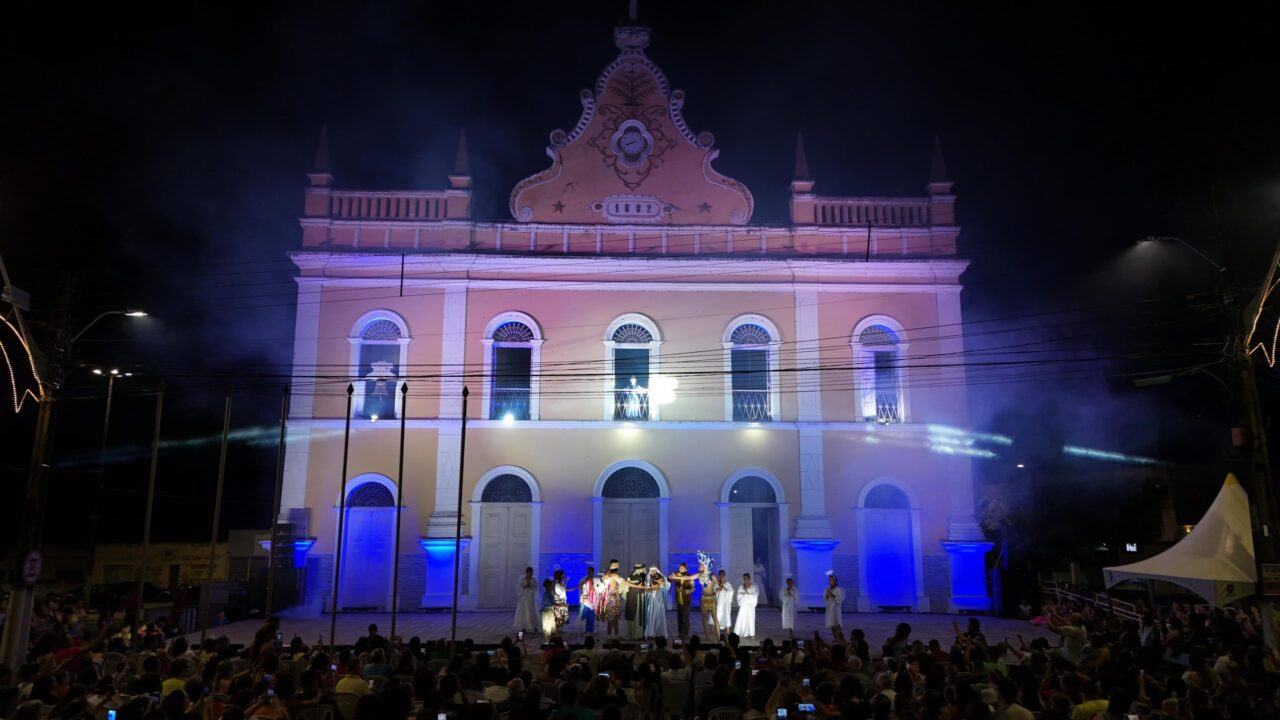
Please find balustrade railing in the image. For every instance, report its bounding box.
[330,191,451,220]
[814,197,932,227]
[490,387,531,420]
[732,390,772,422]
[614,388,650,421]
[873,391,901,423]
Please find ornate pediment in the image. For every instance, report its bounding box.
[510,26,753,226]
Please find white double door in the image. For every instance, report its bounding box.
[477,503,534,609]
[601,500,660,571]
[340,507,395,610]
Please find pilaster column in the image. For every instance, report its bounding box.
[423,284,469,607]
[281,281,320,541]
[936,286,984,541]
[792,288,836,605]
[935,286,992,611]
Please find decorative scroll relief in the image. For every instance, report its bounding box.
[590,194,676,223]
[507,26,754,226]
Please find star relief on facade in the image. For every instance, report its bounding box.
[509,23,753,225]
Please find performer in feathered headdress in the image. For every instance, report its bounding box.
[694,550,720,640]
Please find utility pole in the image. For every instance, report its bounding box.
[0,253,57,668]
[0,391,55,667]
[1236,239,1280,563]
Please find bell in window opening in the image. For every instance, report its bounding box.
[366,361,396,397]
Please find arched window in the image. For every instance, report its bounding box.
[604,315,661,421]
[728,475,777,503]
[352,313,409,420]
[601,466,662,498]
[864,483,910,509]
[853,318,907,423]
[348,482,396,507]
[480,474,534,503]
[486,317,539,421]
[723,316,781,422]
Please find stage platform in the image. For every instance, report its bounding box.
[188,608,1053,649]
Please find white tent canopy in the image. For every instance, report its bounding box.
[1104,474,1256,606]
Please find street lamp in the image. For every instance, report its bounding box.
[69,309,148,344]
[1137,236,1226,273]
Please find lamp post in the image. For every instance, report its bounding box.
[136,380,166,630]
[85,367,136,604]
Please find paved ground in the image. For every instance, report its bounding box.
[190,609,1054,648]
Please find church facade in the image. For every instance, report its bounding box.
[281,20,994,615]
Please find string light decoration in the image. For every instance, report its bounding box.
[1245,270,1280,368]
[1,315,44,413]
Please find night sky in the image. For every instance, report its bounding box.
[2,2,1280,546]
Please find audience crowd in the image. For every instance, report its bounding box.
[2,593,1278,720]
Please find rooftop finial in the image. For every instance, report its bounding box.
[628,0,637,23]
[790,132,815,195]
[794,132,811,181]
[307,125,334,187]
[928,135,954,195]
[453,128,470,176]
[313,125,332,174]
[449,128,472,190]
[930,135,948,183]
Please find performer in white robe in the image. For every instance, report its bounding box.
[714,570,734,638]
[733,574,758,638]
[514,567,539,631]
[823,573,846,643]
[779,577,798,639]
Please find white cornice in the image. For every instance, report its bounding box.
[292,276,963,293]
[288,251,968,285]
[288,416,940,433]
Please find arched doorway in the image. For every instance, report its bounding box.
[856,481,926,611]
[339,479,397,611]
[471,468,541,609]
[594,462,669,572]
[719,471,789,607]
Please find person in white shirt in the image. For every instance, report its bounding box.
[734,574,759,638]
[824,573,846,643]
[779,577,798,639]
[514,567,540,632]
[714,570,734,640]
